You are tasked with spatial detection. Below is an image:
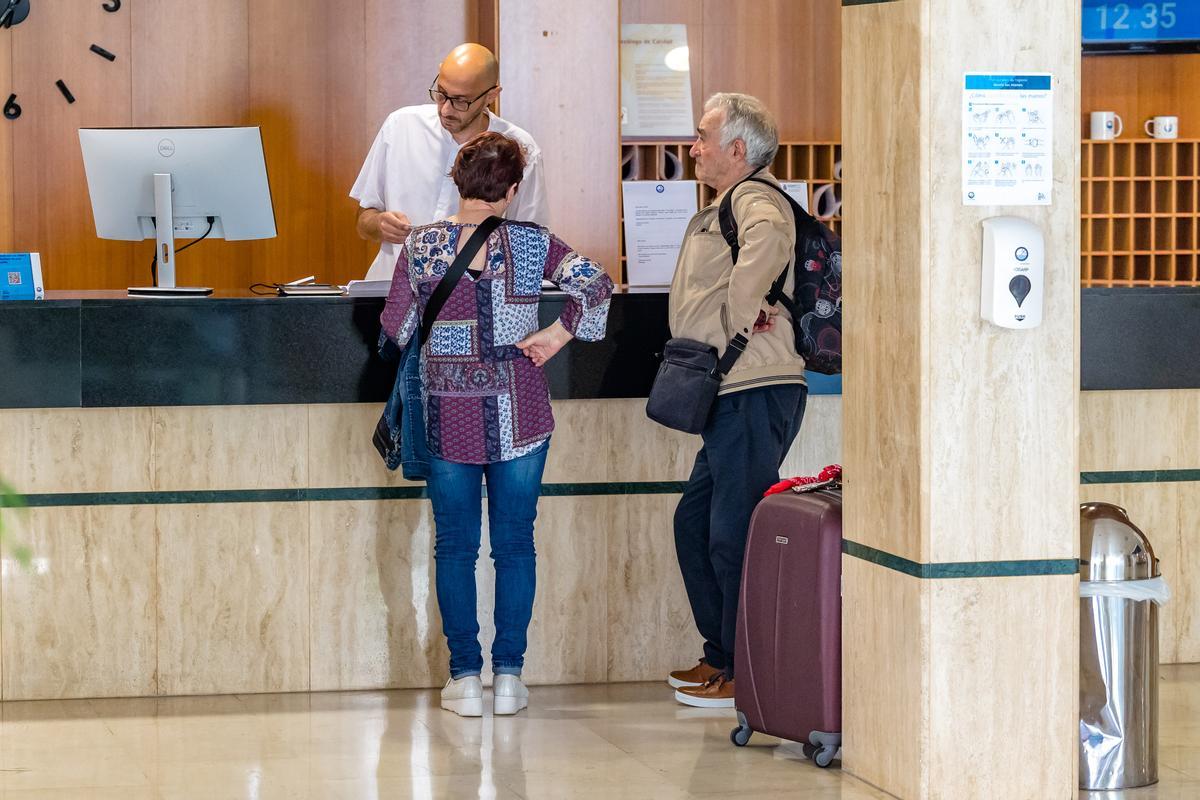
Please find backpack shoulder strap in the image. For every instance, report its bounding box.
[744,177,817,231]
[716,168,772,265]
[721,176,807,311]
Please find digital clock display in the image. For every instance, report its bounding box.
[1083,1,1200,44]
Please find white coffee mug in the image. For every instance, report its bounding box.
[1090,111,1123,140]
[1145,116,1179,139]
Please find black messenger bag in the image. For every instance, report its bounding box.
[645,333,748,434]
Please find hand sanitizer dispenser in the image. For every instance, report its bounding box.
[981,216,1044,329]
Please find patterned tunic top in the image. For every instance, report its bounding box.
[381,220,614,464]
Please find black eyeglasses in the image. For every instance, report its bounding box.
[428,79,496,112]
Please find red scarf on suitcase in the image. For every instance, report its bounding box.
[764,464,842,497]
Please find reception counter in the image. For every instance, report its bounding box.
[0,288,1196,700]
[0,289,842,700]
[0,286,1192,410]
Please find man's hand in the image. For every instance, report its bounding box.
[377,211,413,244]
[753,305,780,334]
[357,208,412,244]
[517,321,573,367]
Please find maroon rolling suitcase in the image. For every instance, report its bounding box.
[730,486,842,767]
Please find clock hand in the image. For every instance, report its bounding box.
[0,1,18,30]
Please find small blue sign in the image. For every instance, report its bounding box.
[0,253,44,301]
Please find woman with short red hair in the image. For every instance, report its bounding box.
[381,131,614,717]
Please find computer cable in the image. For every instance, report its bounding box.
[149,216,216,285]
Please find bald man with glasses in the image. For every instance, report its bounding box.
[351,43,549,280]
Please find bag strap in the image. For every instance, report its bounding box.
[717,168,767,266]
[713,333,748,377]
[710,171,803,376]
[719,174,809,311]
[420,215,503,344]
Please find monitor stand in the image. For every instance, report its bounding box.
[127,172,212,297]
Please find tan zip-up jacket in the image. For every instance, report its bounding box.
[668,170,806,395]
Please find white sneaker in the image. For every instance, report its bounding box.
[493,674,529,716]
[440,675,483,717]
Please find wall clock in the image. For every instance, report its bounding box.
[3,0,122,121]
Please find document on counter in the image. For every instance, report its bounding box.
[622,181,697,286]
[344,279,392,297]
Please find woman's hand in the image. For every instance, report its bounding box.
[517,320,573,367]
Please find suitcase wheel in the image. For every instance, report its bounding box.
[802,742,838,768]
[729,724,752,747]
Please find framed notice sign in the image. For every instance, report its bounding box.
[620,24,695,139]
[962,73,1054,206]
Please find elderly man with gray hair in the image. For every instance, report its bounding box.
[666,93,808,708]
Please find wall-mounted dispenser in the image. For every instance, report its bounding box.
[981,216,1044,329]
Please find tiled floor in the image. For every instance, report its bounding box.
[0,667,1196,799]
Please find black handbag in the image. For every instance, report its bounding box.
[645,333,747,434]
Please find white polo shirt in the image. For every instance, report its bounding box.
[350,104,550,280]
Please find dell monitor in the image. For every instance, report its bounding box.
[79,126,277,296]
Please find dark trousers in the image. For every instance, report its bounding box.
[673,383,807,680]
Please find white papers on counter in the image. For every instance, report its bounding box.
[622,181,698,286]
[344,279,560,296]
[344,279,392,297]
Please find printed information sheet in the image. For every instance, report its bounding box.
[963,73,1053,206]
[622,181,697,286]
[620,24,695,138]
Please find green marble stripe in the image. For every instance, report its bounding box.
[842,540,1079,579]
[1081,469,1200,485]
[12,482,689,508]
[539,481,688,497]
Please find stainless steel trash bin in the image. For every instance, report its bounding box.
[1079,502,1168,791]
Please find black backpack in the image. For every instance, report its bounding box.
[718,176,843,375]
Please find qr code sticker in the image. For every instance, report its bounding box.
[7,272,21,286]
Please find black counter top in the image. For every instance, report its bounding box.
[1079,288,1200,391]
[0,291,676,408]
[0,287,1193,408]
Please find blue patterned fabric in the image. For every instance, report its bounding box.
[380,220,614,464]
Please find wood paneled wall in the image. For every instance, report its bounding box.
[1083,54,1200,139]
[620,0,841,141]
[0,0,485,291]
[501,0,620,273]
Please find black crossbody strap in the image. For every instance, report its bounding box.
[714,333,749,378]
[420,215,503,344]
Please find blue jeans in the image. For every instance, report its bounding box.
[426,440,549,679]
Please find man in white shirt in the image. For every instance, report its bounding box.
[351,43,550,280]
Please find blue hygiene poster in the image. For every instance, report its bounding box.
[0,253,44,301]
[963,74,1054,206]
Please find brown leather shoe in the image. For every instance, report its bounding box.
[667,659,722,689]
[674,673,735,708]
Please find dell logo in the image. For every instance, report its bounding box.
[157,138,176,157]
[775,536,789,545]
